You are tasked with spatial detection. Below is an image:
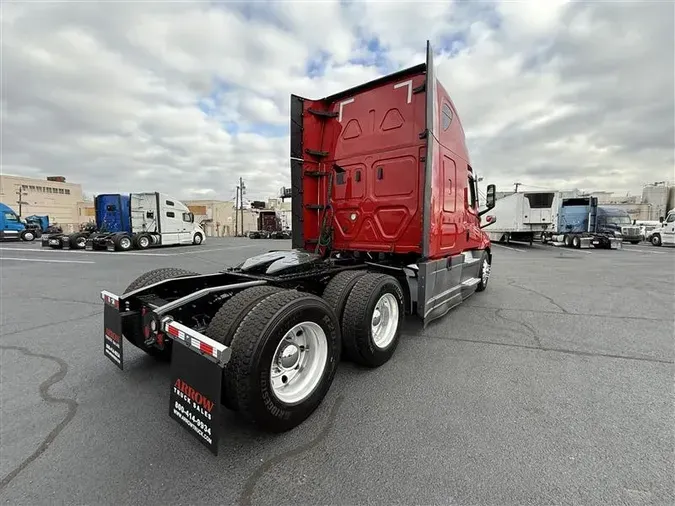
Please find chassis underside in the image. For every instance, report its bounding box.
[101,247,490,453]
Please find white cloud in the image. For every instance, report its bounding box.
[1,0,673,203]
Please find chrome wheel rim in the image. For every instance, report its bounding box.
[139,236,149,248]
[120,237,131,249]
[371,293,399,349]
[195,235,202,244]
[270,322,328,405]
[482,259,490,285]
[76,237,85,247]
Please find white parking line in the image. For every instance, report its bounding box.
[492,244,524,253]
[0,245,262,257]
[620,248,666,255]
[0,257,95,264]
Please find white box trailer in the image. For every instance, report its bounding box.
[486,192,561,245]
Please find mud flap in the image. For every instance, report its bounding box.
[85,238,94,251]
[102,293,124,370]
[169,342,222,456]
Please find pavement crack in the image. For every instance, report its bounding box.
[0,346,78,491]
[464,305,669,322]
[0,309,103,338]
[411,333,674,365]
[494,308,542,348]
[15,295,101,307]
[238,395,344,506]
[507,280,570,314]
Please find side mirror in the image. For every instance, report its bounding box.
[480,215,497,228]
[659,216,664,223]
[478,184,497,217]
[485,184,496,209]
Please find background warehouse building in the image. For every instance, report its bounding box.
[0,174,92,232]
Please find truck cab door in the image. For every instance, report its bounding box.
[2,211,24,239]
[464,173,482,249]
[180,212,194,244]
[663,212,675,244]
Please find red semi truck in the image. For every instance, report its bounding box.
[100,42,497,454]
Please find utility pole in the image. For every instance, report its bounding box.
[514,182,521,193]
[234,185,239,237]
[239,177,246,236]
[15,186,28,217]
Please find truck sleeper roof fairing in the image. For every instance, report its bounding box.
[290,41,474,261]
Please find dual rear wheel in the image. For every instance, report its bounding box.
[205,271,405,431]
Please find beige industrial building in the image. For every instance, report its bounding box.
[0,174,90,232]
[184,200,257,237]
[184,198,292,237]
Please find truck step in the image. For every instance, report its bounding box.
[304,149,329,158]
[461,277,480,287]
[304,170,328,177]
[307,108,338,118]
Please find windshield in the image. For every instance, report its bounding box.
[605,216,632,225]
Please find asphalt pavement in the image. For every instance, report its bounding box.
[0,238,673,505]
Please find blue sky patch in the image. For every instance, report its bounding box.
[306,50,332,78]
[349,35,392,72]
[239,123,288,137]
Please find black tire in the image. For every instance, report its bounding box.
[115,234,133,251]
[20,230,36,242]
[341,273,404,368]
[563,235,571,247]
[541,234,548,245]
[651,234,662,246]
[322,270,368,323]
[322,270,368,361]
[228,290,341,432]
[135,234,151,249]
[630,240,640,245]
[193,233,203,245]
[572,236,581,249]
[476,250,491,292]
[205,285,284,410]
[69,233,87,249]
[123,268,199,359]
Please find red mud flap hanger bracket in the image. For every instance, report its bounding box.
[100,289,229,456]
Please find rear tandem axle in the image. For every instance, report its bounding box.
[101,247,491,454]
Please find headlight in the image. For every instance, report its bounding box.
[614,231,622,237]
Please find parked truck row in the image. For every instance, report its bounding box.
[99,41,500,454]
[42,192,205,251]
[486,191,641,248]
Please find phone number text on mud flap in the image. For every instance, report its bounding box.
[173,386,213,420]
[174,401,212,435]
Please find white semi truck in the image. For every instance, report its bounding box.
[649,209,675,246]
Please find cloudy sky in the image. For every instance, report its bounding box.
[2,0,673,202]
